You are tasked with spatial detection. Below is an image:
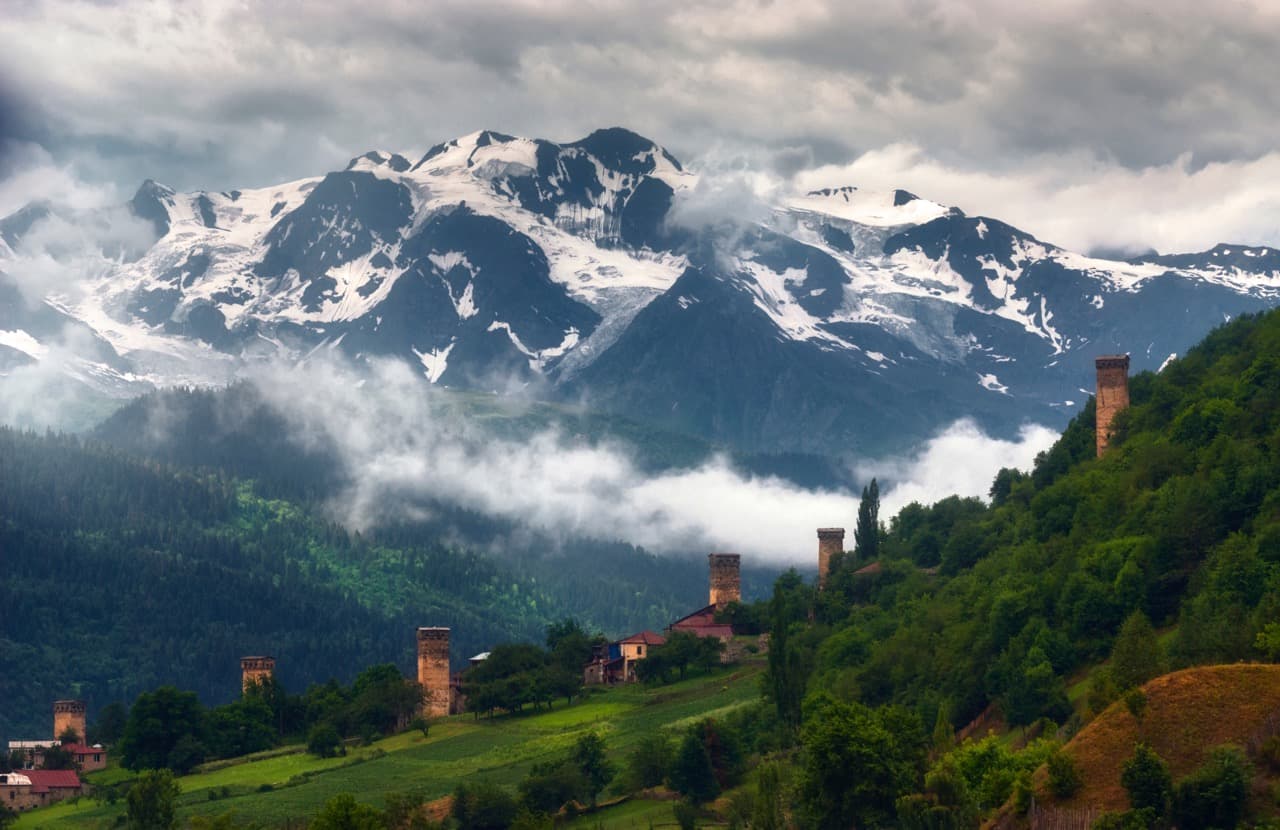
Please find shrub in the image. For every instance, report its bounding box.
[1259,735,1280,773]
[1091,808,1157,830]
[673,801,699,830]
[1170,745,1251,830]
[1047,751,1082,799]
[307,723,342,758]
[1120,744,1171,816]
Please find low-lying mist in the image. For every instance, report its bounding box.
[236,355,1058,564]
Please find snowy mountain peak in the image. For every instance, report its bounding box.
[4,126,1280,456]
[787,184,950,228]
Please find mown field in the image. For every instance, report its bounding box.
[16,662,765,829]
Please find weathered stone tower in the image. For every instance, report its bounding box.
[52,700,86,743]
[708,553,742,610]
[240,656,276,692]
[416,627,451,718]
[817,528,845,589]
[1095,354,1131,456]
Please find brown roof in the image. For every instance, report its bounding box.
[853,560,884,576]
[617,630,666,646]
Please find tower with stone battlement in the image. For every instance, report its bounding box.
[1095,355,1130,456]
[708,553,741,610]
[52,700,86,743]
[416,627,451,718]
[240,656,276,692]
[817,528,845,589]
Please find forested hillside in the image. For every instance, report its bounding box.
[0,428,731,745]
[806,309,1280,728]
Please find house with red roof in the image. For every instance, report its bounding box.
[667,604,735,641]
[0,769,84,812]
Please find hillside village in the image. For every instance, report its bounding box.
[2,353,1178,827]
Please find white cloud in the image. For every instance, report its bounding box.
[244,355,1058,564]
[794,144,1280,254]
[865,420,1059,518]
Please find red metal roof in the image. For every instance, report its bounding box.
[25,769,81,791]
[617,630,666,645]
[60,743,104,756]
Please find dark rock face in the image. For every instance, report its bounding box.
[5,127,1279,460]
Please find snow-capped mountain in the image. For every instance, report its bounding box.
[2,127,1278,456]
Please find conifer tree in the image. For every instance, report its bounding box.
[855,478,881,561]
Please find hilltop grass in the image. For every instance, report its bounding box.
[16,663,764,829]
[1038,663,1280,813]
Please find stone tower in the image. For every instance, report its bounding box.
[52,700,86,743]
[416,627,451,718]
[708,553,742,610]
[1095,354,1131,456]
[817,528,845,589]
[240,656,276,692]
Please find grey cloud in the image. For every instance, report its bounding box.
[1,0,1278,251]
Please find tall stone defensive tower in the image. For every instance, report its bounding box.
[240,656,276,692]
[1095,354,1131,456]
[817,528,845,589]
[53,700,86,743]
[416,627,451,718]
[708,553,742,610]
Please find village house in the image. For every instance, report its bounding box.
[583,630,666,685]
[0,769,85,812]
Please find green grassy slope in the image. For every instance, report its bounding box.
[16,663,765,829]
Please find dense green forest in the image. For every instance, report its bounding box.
[798,307,1280,727]
[720,307,1280,827]
[0,423,773,746]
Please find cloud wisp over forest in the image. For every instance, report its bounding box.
[238,356,1056,564]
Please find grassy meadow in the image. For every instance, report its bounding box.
[15,662,765,829]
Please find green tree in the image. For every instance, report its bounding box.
[799,695,926,829]
[91,701,130,745]
[855,478,881,561]
[623,733,673,791]
[310,793,386,830]
[518,760,582,815]
[1111,611,1162,690]
[57,726,82,744]
[670,730,719,805]
[452,782,518,830]
[751,762,786,830]
[1170,745,1250,830]
[1046,751,1081,799]
[1120,744,1171,817]
[40,744,75,770]
[764,572,813,733]
[308,723,343,758]
[126,769,181,830]
[118,686,206,772]
[571,732,615,806]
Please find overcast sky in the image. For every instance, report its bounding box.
[1,0,1279,254]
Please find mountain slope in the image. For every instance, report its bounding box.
[0,427,736,745]
[3,128,1279,455]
